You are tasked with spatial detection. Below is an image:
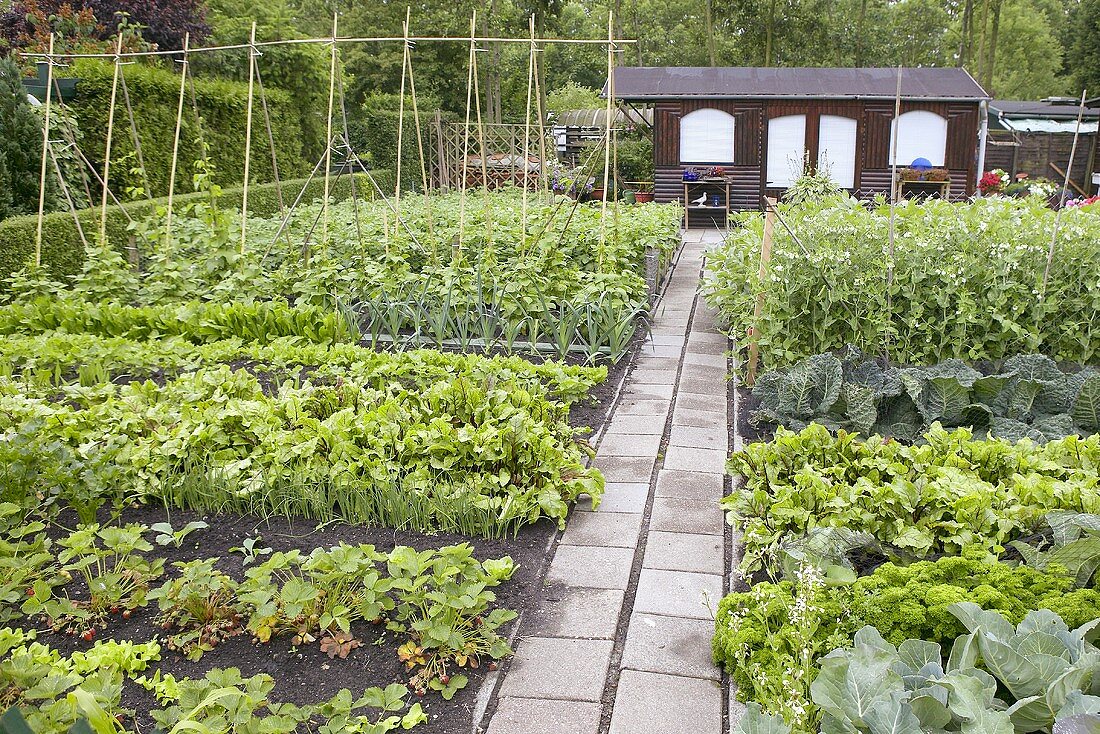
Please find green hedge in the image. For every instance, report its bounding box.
[67,60,309,199]
[0,171,394,287]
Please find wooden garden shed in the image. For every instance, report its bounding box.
[609,67,989,225]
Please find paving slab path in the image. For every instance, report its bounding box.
[483,230,738,734]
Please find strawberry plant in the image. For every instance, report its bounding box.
[148,559,245,660]
[28,524,164,635]
[239,543,394,650]
[387,544,516,695]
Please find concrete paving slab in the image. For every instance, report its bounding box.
[487,698,602,734]
[621,383,675,400]
[592,456,656,483]
[655,469,725,500]
[631,356,680,373]
[674,392,729,414]
[606,415,666,436]
[616,396,673,414]
[546,545,635,590]
[634,568,723,619]
[643,530,725,575]
[639,344,683,358]
[683,352,728,368]
[625,371,678,387]
[621,613,721,680]
[529,586,625,640]
[498,637,613,702]
[561,511,643,548]
[580,482,650,513]
[663,445,727,474]
[597,432,663,458]
[677,375,728,398]
[672,406,727,428]
[609,670,722,734]
[648,334,687,347]
[669,425,728,451]
[679,363,730,384]
[650,496,726,536]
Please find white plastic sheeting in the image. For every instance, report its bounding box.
[890,110,948,166]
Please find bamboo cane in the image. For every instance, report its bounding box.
[34,33,55,268]
[885,65,902,360]
[166,33,190,250]
[254,64,285,215]
[470,26,493,248]
[457,12,477,259]
[119,70,151,198]
[532,26,549,206]
[241,21,258,252]
[1040,89,1089,303]
[99,34,124,246]
[322,12,339,254]
[403,12,435,248]
[598,11,615,271]
[394,7,410,237]
[522,16,535,245]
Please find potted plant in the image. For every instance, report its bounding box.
[979,169,1008,196]
[682,167,701,182]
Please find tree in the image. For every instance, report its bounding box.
[991,0,1066,98]
[1,0,208,56]
[193,0,328,162]
[1064,0,1100,95]
[0,56,52,219]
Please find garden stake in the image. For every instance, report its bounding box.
[119,68,151,199]
[322,12,339,256]
[746,197,777,386]
[166,32,190,251]
[403,17,435,248]
[49,144,90,251]
[335,57,364,252]
[407,20,435,246]
[457,12,478,260]
[254,64,285,215]
[598,10,615,272]
[885,65,902,362]
[394,7,410,237]
[1040,89,1088,304]
[533,36,549,207]
[470,27,494,249]
[241,21,258,252]
[522,15,535,246]
[34,33,55,268]
[100,34,125,247]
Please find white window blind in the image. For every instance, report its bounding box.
[679,109,736,164]
[890,110,948,166]
[766,115,807,187]
[817,115,857,189]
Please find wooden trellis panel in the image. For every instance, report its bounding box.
[430,119,545,191]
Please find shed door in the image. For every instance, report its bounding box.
[818,115,858,189]
[766,115,807,187]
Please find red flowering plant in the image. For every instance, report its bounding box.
[979,169,1009,195]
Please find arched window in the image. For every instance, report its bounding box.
[890,110,948,167]
[766,114,807,187]
[818,115,858,189]
[679,108,735,164]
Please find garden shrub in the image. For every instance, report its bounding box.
[701,195,1100,370]
[67,59,308,198]
[0,171,394,290]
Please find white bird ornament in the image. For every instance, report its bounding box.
[691,192,708,206]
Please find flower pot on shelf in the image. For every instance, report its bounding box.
[634,191,654,203]
[589,188,605,201]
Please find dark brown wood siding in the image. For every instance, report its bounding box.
[646,95,984,220]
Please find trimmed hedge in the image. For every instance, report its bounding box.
[67,59,309,199]
[0,171,395,288]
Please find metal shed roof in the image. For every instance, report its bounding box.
[609,66,988,101]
